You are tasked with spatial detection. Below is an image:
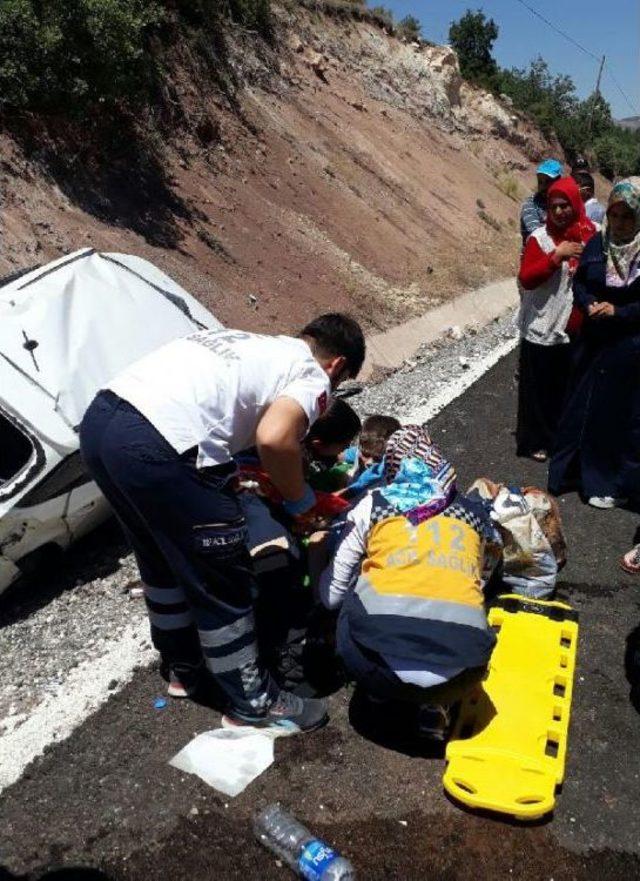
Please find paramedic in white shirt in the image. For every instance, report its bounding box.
[79,314,365,736]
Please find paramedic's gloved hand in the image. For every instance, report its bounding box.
[340,458,385,499]
[282,483,317,518]
[284,485,327,535]
[287,488,350,535]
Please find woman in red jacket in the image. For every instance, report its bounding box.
[516,177,596,461]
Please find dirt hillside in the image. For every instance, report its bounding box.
[0,5,557,335]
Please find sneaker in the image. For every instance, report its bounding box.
[621,545,640,575]
[166,665,201,699]
[588,496,625,510]
[221,689,328,737]
[417,704,451,741]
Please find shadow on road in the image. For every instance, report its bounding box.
[347,687,447,759]
[624,624,640,713]
[0,518,127,629]
[1,868,114,881]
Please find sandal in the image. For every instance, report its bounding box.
[531,450,548,463]
[620,545,640,575]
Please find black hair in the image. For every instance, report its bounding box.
[573,170,595,193]
[359,414,402,462]
[306,398,361,446]
[571,156,589,173]
[300,313,366,378]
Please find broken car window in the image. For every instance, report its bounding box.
[0,412,34,486]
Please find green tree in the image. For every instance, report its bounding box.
[494,55,640,175]
[0,0,163,112]
[449,14,640,180]
[579,93,614,139]
[594,132,640,179]
[496,58,578,126]
[397,15,421,42]
[449,9,498,83]
[369,5,394,30]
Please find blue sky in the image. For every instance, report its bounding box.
[383,1,639,119]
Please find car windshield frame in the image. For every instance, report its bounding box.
[0,406,46,502]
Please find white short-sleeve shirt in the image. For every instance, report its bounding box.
[108,329,331,467]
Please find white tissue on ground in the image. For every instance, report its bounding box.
[169,728,275,797]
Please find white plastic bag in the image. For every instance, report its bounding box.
[490,486,558,599]
[468,479,567,600]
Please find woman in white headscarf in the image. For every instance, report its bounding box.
[549,178,640,512]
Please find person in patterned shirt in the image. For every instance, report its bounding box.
[520,158,563,247]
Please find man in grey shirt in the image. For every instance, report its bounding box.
[520,158,563,246]
[574,171,606,225]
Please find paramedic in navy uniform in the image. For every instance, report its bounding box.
[80,314,365,735]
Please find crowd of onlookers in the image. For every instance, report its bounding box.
[517,159,640,569]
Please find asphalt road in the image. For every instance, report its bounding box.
[3,349,640,881]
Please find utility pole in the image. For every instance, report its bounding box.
[587,54,606,137]
[595,54,606,98]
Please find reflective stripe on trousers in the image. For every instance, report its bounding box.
[144,583,195,630]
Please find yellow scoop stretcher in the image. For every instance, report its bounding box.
[444,594,579,821]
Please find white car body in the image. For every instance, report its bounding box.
[0,248,222,594]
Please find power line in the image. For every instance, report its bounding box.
[513,0,600,62]
[512,0,639,116]
[604,65,639,116]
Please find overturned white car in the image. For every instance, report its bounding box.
[0,248,221,594]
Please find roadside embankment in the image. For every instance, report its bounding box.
[0,4,549,335]
[362,276,517,378]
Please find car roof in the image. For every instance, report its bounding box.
[0,249,221,430]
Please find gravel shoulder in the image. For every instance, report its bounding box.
[351,309,518,422]
[0,524,143,735]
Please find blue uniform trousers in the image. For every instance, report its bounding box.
[79,390,278,717]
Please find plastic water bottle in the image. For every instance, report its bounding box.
[254,804,356,880]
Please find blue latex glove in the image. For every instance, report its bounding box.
[282,483,317,516]
[343,459,385,497]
